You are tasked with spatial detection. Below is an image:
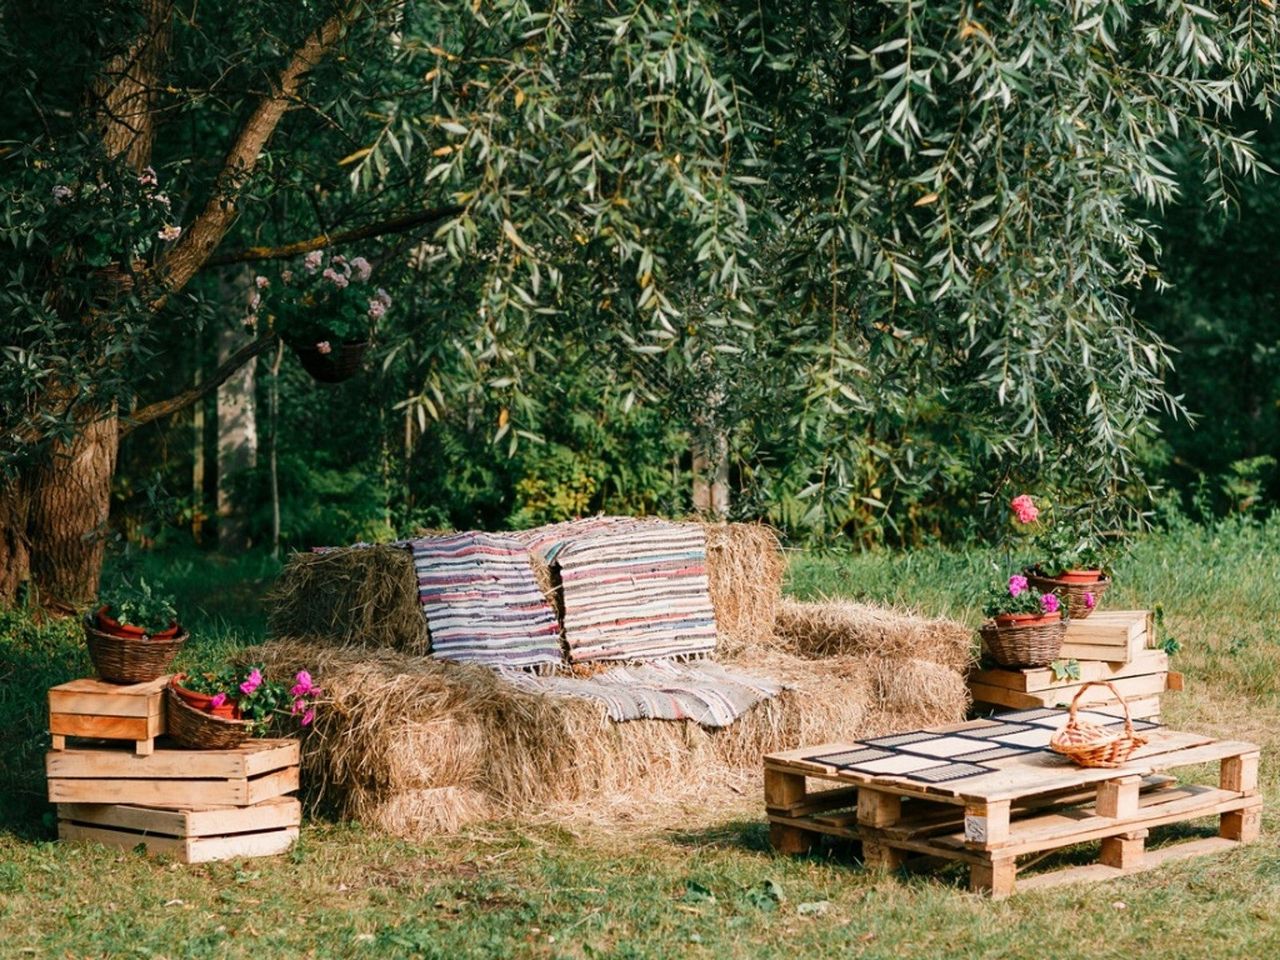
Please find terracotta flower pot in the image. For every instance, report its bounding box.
[96,606,180,640]
[1057,569,1103,584]
[994,612,1061,628]
[170,674,240,719]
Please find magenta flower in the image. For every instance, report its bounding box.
[290,670,315,697]
[301,709,315,727]
[1008,574,1029,597]
[291,698,306,716]
[315,340,332,355]
[239,668,263,696]
[210,692,227,709]
[1041,593,1060,614]
[1010,494,1039,525]
[1084,592,1096,610]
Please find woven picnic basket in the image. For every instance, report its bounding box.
[1049,680,1147,768]
[1027,573,1111,620]
[979,616,1066,668]
[166,683,252,750]
[84,617,187,684]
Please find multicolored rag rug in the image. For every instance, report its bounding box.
[410,532,563,670]
[497,659,783,727]
[513,517,719,663]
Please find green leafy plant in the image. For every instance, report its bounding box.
[1050,659,1082,683]
[982,574,1061,620]
[262,252,389,348]
[178,663,321,736]
[98,577,177,632]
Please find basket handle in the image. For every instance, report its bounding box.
[1067,680,1134,736]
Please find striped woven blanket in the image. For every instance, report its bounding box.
[409,532,563,670]
[497,659,782,727]
[513,517,718,663]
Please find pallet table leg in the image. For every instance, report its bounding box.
[764,768,806,812]
[964,800,1010,846]
[1220,806,1262,842]
[1221,752,1260,794]
[1100,829,1148,870]
[970,856,1017,898]
[51,734,65,750]
[1097,775,1141,819]
[857,788,907,871]
[769,821,816,855]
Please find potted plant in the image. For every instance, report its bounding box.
[167,663,321,749]
[85,577,188,684]
[1007,493,1112,618]
[979,574,1068,667]
[256,251,391,383]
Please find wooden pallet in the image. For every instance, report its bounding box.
[58,796,301,863]
[46,739,299,808]
[1057,610,1152,663]
[765,720,1261,898]
[48,676,170,756]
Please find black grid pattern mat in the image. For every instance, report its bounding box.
[901,761,994,783]
[863,731,937,748]
[809,747,892,767]
[950,744,1035,763]
[995,707,1063,723]
[961,721,1036,740]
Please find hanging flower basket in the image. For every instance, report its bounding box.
[980,614,1067,668]
[1027,573,1110,620]
[84,616,187,685]
[291,340,368,383]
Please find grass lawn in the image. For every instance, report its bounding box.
[3,519,1280,958]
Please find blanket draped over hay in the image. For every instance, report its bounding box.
[262,519,975,837]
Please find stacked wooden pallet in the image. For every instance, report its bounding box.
[46,676,301,863]
[971,611,1182,721]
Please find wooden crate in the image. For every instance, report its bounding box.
[48,676,169,756]
[1058,609,1153,663]
[58,796,301,863]
[46,739,299,808]
[765,722,1261,898]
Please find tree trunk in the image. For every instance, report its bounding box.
[0,481,32,603]
[216,318,259,552]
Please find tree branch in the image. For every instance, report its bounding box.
[150,3,361,304]
[120,332,280,437]
[203,205,465,268]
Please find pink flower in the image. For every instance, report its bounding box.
[1010,494,1039,525]
[367,298,387,321]
[290,670,314,697]
[303,250,324,273]
[239,668,263,696]
[1084,592,1096,610]
[301,709,315,727]
[374,287,392,308]
[137,166,158,187]
[255,275,270,289]
[210,692,227,709]
[151,192,171,208]
[157,224,182,242]
[315,340,332,355]
[291,698,306,715]
[322,266,350,289]
[249,292,261,311]
[350,256,373,282]
[1041,593,1060,614]
[1008,574,1029,597]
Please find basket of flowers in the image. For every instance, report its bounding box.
[1049,680,1147,767]
[84,578,187,684]
[167,664,321,750]
[979,573,1067,668]
[1008,493,1112,619]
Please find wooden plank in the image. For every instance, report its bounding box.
[48,676,170,718]
[50,714,158,741]
[184,827,298,864]
[57,797,301,838]
[772,785,860,818]
[45,739,298,780]
[1064,610,1150,644]
[970,857,1017,898]
[58,802,189,836]
[49,766,299,808]
[764,768,806,811]
[1099,830,1148,869]
[1220,807,1262,842]
[769,822,815,854]
[59,821,187,859]
[185,797,301,837]
[1221,752,1260,794]
[1014,837,1243,894]
[1096,776,1141,819]
[245,766,301,806]
[970,650,1168,694]
[964,800,1010,846]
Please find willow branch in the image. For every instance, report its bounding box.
[204,205,465,267]
[120,332,279,437]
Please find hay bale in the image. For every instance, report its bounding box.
[347,785,493,837]
[869,657,971,731]
[774,597,974,671]
[266,546,428,654]
[701,522,784,653]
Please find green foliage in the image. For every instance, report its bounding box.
[1050,659,1082,684]
[260,253,387,346]
[98,576,177,631]
[981,575,1051,620]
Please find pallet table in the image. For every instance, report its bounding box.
[58,796,302,863]
[46,739,300,808]
[765,717,1261,898]
[48,676,170,756]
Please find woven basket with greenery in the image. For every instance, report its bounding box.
[1027,573,1110,620]
[83,617,187,684]
[1049,680,1147,768]
[979,616,1067,668]
[165,684,252,750]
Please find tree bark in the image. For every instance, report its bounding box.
[216,311,259,551]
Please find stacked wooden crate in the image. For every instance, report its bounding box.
[46,676,301,863]
[970,611,1182,721]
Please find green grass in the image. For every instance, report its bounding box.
[4,519,1280,958]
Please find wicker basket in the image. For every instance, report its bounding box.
[1049,680,1148,768]
[84,617,187,684]
[1026,573,1110,620]
[979,615,1067,668]
[291,340,368,383]
[166,684,253,750]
